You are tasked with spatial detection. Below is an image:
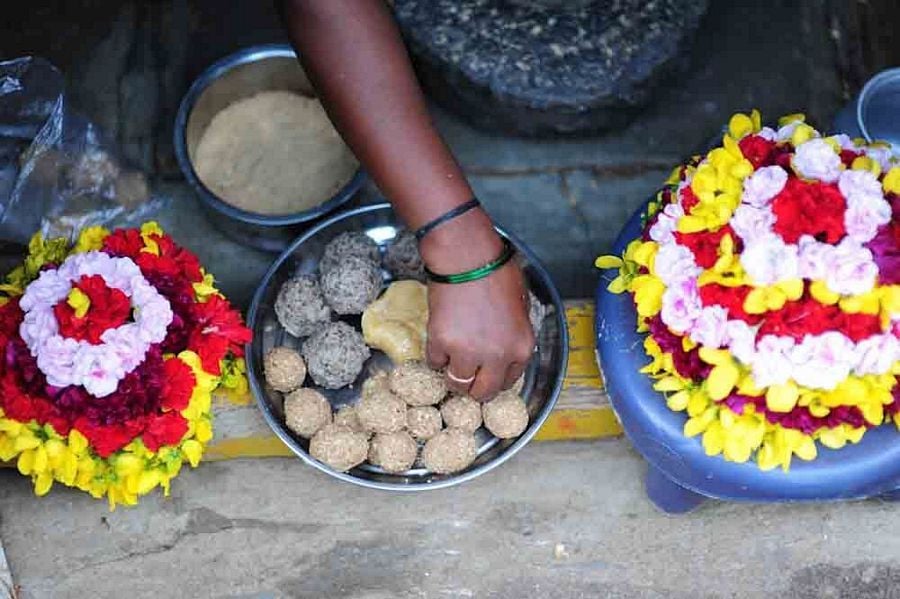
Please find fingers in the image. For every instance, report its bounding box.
[426,337,449,371]
[445,353,479,396]
[469,359,507,401]
[502,361,527,392]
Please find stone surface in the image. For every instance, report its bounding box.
[394,0,709,136]
[2,441,900,598]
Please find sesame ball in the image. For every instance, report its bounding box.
[383,230,424,281]
[368,431,418,473]
[422,429,478,474]
[357,377,407,434]
[284,388,332,438]
[483,391,529,439]
[440,396,483,433]
[406,406,442,441]
[263,346,306,393]
[320,255,383,315]
[309,424,368,472]
[389,362,447,406]
[274,276,332,338]
[320,231,381,275]
[302,322,370,389]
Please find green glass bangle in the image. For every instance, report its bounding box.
[425,238,516,284]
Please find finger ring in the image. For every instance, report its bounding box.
[446,370,476,385]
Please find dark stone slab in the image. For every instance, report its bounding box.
[394,0,709,137]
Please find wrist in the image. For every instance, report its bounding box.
[419,208,502,274]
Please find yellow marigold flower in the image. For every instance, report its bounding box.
[182,439,203,468]
[632,275,665,318]
[851,155,882,177]
[883,167,900,194]
[728,113,755,139]
[594,255,623,269]
[35,472,54,497]
[766,381,800,413]
[137,470,162,495]
[684,406,718,437]
[193,271,220,302]
[791,124,817,147]
[195,419,214,444]
[809,280,840,305]
[839,289,882,315]
[744,280,802,314]
[73,226,109,253]
[778,113,806,127]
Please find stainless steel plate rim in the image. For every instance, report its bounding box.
[245,203,569,491]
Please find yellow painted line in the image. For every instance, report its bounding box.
[205,435,293,461]
[534,407,622,441]
[563,302,603,389]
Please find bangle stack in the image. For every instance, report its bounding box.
[414,198,516,285]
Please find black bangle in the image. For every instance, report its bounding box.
[425,238,516,284]
[414,198,482,241]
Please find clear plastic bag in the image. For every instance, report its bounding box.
[0,56,165,246]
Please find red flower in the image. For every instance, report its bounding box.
[161,357,196,412]
[771,178,846,244]
[756,296,882,342]
[840,149,861,167]
[101,229,145,259]
[681,186,700,212]
[675,225,739,269]
[699,284,761,324]
[738,135,776,168]
[188,295,252,374]
[0,299,22,342]
[74,417,146,458]
[54,275,131,344]
[141,411,189,452]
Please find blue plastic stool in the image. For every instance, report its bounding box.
[595,204,900,513]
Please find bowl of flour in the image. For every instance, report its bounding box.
[175,44,366,252]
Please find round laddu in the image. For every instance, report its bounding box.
[274,275,332,338]
[333,405,366,434]
[406,406,442,441]
[320,231,380,275]
[368,431,418,473]
[320,255,383,315]
[389,362,447,406]
[356,387,408,434]
[422,429,478,474]
[483,391,529,439]
[440,396,482,433]
[263,346,307,393]
[302,321,370,389]
[383,229,425,280]
[284,388,332,438]
[309,424,369,472]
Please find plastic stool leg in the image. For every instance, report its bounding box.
[645,463,706,514]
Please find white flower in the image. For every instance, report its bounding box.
[863,145,895,172]
[724,320,757,365]
[853,334,900,376]
[730,204,776,244]
[653,243,700,287]
[839,169,883,201]
[751,335,796,388]
[797,236,833,281]
[689,305,729,348]
[776,121,804,142]
[844,193,892,242]
[824,239,878,296]
[649,202,685,245]
[829,134,857,151]
[741,166,788,208]
[19,269,71,311]
[740,234,799,285]
[792,138,843,183]
[789,332,856,390]
[660,278,702,334]
[757,127,778,141]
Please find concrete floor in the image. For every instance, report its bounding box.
[2,441,899,599]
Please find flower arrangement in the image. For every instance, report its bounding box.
[598,111,899,471]
[0,223,251,507]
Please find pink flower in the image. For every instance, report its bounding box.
[654,243,700,286]
[741,233,800,285]
[689,305,729,348]
[838,169,882,200]
[741,166,788,208]
[797,236,833,280]
[790,332,856,390]
[853,334,899,376]
[649,202,684,245]
[792,139,843,183]
[824,239,878,296]
[661,278,702,334]
[724,320,757,365]
[843,194,892,243]
[752,335,795,388]
[731,204,776,244]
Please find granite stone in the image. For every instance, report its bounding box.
[394,0,709,136]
